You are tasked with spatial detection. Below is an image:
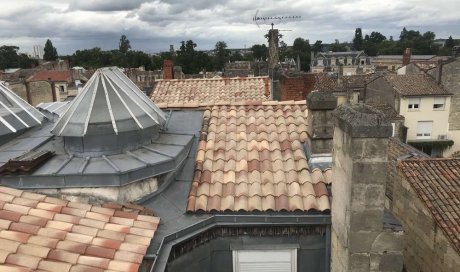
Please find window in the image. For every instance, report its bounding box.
[408,97,421,110]
[416,121,433,139]
[433,97,445,110]
[391,123,396,137]
[233,249,297,272]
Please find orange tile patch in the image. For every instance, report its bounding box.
[0,186,159,272]
[187,103,332,212]
[151,76,271,108]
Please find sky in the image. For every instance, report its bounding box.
[1,0,459,55]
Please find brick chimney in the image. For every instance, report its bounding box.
[330,104,403,272]
[402,48,411,66]
[163,60,174,80]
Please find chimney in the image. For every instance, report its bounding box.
[436,59,443,85]
[163,60,174,80]
[337,64,344,86]
[330,104,403,272]
[306,91,337,153]
[402,48,411,66]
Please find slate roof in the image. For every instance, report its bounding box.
[0,186,159,272]
[399,159,460,253]
[151,77,270,108]
[384,74,451,96]
[186,102,331,212]
[27,71,71,82]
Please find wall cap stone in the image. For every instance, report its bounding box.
[307,91,337,110]
[332,104,392,138]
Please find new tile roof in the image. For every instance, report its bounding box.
[384,74,451,96]
[186,102,331,212]
[399,159,460,253]
[27,71,71,82]
[0,186,159,272]
[151,76,270,108]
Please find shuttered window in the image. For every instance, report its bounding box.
[416,121,433,139]
[433,97,445,110]
[233,249,297,272]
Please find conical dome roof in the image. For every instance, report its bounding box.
[0,83,45,136]
[52,67,166,137]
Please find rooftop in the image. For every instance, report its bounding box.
[151,76,270,108]
[27,71,71,82]
[186,103,331,212]
[399,158,460,253]
[0,186,159,272]
[383,74,451,96]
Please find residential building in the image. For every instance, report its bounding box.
[366,74,453,156]
[426,58,460,156]
[310,51,373,75]
[373,54,446,72]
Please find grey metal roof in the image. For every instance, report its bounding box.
[0,83,45,136]
[37,101,71,117]
[52,67,166,137]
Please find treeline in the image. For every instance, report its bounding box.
[0,46,38,70]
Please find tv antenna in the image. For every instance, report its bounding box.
[253,9,301,29]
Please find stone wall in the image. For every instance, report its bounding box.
[331,104,403,272]
[31,176,158,205]
[365,77,398,111]
[391,173,460,272]
[386,138,428,208]
[8,81,55,106]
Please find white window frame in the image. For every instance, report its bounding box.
[416,121,433,139]
[408,97,421,110]
[233,249,297,272]
[433,97,446,110]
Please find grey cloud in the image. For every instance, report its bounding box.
[69,0,149,11]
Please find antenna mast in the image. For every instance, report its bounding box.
[253,10,301,69]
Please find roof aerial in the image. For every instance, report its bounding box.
[52,67,166,137]
[0,83,45,136]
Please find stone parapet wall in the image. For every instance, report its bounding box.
[392,173,460,272]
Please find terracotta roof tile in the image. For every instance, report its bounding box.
[187,103,331,212]
[151,77,271,108]
[0,186,159,271]
[27,70,71,83]
[399,158,460,253]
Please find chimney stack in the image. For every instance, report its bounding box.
[436,59,443,85]
[337,64,344,86]
[163,60,174,80]
[402,48,411,66]
[330,104,403,272]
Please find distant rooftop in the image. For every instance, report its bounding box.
[151,76,270,108]
[383,74,451,96]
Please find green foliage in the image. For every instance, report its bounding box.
[445,36,455,48]
[67,48,161,70]
[44,39,58,61]
[353,28,364,50]
[251,44,268,61]
[329,39,348,52]
[291,38,311,71]
[214,41,230,71]
[0,45,37,69]
[119,35,131,54]
[312,40,322,53]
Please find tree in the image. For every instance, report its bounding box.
[312,40,323,53]
[44,39,58,61]
[176,40,199,74]
[445,36,455,48]
[251,44,268,61]
[0,45,37,69]
[119,35,131,54]
[353,28,364,50]
[214,41,230,71]
[291,37,311,71]
[329,39,348,52]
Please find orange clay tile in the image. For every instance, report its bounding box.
[0,186,158,271]
[187,103,331,213]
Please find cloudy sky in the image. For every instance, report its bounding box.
[1,0,459,55]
